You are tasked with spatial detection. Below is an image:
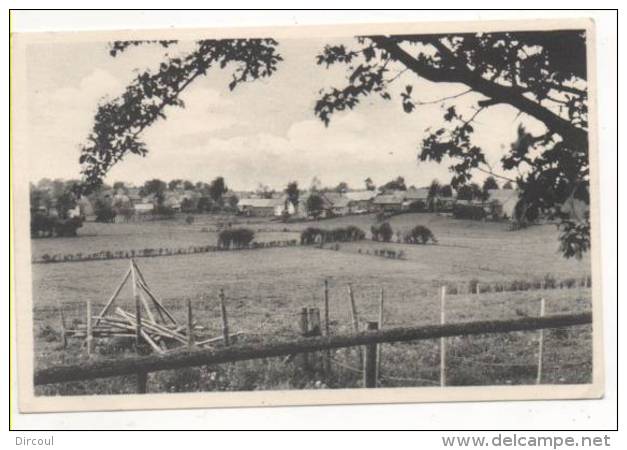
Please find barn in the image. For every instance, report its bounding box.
[373,192,405,212]
[345,190,376,214]
[238,198,290,217]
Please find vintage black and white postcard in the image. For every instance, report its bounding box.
[11,18,603,413]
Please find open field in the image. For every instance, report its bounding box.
[31,213,593,394]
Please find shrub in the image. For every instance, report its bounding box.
[300,227,325,245]
[31,213,56,238]
[154,205,176,219]
[407,200,427,212]
[218,228,255,249]
[371,222,393,242]
[53,217,84,237]
[564,277,577,288]
[404,225,438,244]
[543,273,557,289]
[452,203,486,221]
[185,215,195,225]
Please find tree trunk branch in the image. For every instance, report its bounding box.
[370,37,588,150]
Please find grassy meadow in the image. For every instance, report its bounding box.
[31,213,593,395]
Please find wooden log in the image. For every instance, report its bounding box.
[114,308,187,344]
[308,308,321,336]
[139,329,165,354]
[56,297,67,349]
[112,309,164,354]
[187,299,194,349]
[377,287,384,381]
[132,260,177,325]
[363,321,379,388]
[309,308,321,370]
[135,293,142,352]
[196,331,245,346]
[347,284,363,367]
[95,267,131,325]
[440,285,447,387]
[298,307,310,370]
[136,371,148,394]
[537,297,546,385]
[323,280,330,337]
[323,279,330,373]
[86,300,94,356]
[131,262,156,324]
[34,312,592,386]
[219,289,230,346]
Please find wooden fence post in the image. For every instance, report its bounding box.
[132,264,142,352]
[363,321,379,388]
[131,262,148,393]
[347,284,363,367]
[86,300,94,356]
[298,307,310,370]
[377,287,384,383]
[440,285,447,387]
[136,372,148,394]
[309,308,321,370]
[536,297,546,384]
[323,280,330,373]
[219,289,230,346]
[187,298,194,349]
[56,297,67,349]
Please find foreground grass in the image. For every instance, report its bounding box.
[34,286,592,395]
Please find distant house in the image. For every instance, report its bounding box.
[373,192,405,212]
[238,197,288,217]
[486,189,520,220]
[134,203,155,214]
[67,205,82,218]
[163,192,182,211]
[126,187,142,205]
[345,190,376,213]
[322,192,351,216]
[402,187,430,210]
[77,197,95,221]
[297,191,333,218]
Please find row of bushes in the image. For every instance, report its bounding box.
[300,226,366,245]
[33,239,300,264]
[442,275,592,295]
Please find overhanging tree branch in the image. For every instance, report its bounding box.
[369,36,588,150]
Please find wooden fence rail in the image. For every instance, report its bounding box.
[34,312,591,387]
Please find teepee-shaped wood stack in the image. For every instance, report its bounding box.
[61,259,232,354]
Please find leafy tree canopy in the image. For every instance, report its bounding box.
[77,38,282,194]
[380,176,407,192]
[314,30,589,258]
[286,181,300,206]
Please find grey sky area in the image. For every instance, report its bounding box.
[25,37,545,191]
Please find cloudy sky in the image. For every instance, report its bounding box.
[23,36,545,191]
